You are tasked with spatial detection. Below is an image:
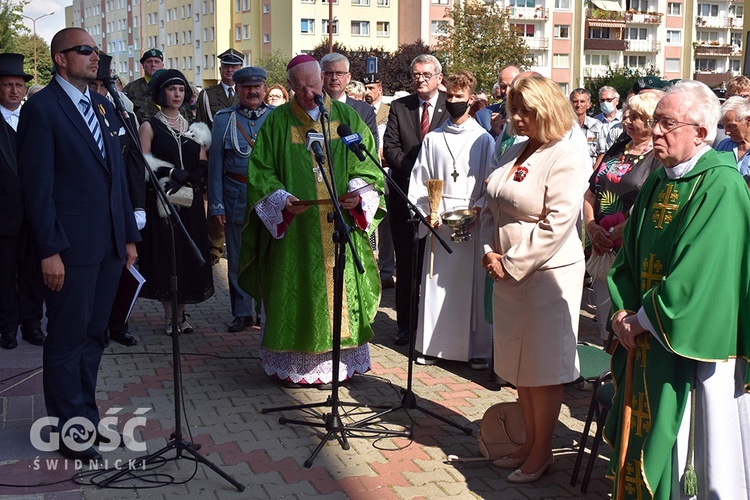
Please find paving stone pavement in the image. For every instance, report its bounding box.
[1,257,613,499]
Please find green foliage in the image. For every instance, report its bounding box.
[255,49,289,89]
[14,33,52,85]
[0,0,30,52]
[434,0,532,94]
[584,65,661,114]
[385,39,433,94]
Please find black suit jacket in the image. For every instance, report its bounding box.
[0,119,22,236]
[17,78,140,265]
[345,96,380,152]
[383,92,449,188]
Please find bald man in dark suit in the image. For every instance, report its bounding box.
[382,54,448,345]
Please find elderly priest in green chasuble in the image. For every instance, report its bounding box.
[238,54,384,387]
[604,80,750,500]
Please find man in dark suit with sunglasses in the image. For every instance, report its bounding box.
[17,28,140,462]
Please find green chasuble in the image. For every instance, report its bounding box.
[604,148,750,499]
[238,96,385,354]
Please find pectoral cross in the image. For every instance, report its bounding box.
[641,253,663,292]
[651,183,680,229]
[451,167,459,182]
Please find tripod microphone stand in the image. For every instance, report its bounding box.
[345,139,472,437]
[97,78,244,491]
[261,107,408,469]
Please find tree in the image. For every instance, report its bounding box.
[14,33,53,85]
[0,0,29,53]
[386,39,433,94]
[435,0,531,94]
[584,65,661,115]
[256,49,290,89]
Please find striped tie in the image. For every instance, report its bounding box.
[79,96,105,158]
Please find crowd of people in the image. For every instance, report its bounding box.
[2,27,750,497]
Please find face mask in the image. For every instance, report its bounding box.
[600,101,616,115]
[446,100,470,119]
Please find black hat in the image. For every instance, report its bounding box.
[233,67,267,86]
[0,53,32,82]
[218,48,244,66]
[363,73,381,85]
[140,49,163,64]
[95,52,113,81]
[150,69,193,106]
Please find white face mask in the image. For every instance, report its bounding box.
[600,101,616,115]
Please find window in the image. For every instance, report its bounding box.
[262,4,269,12]
[585,53,611,66]
[696,30,719,43]
[235,26,242,40]
[666,30,681,44]
[242,0,249,10]
[376,21,390,36]
[553,53,569,68]
[377,0,390,5]
[301,19,314,34]
[235,0,240,11]
[697,3,719,17]
[511,23,535,37]
[352,0,370,5]
[665,58,680,72]
[626,55,647,67]
[626,27,647,40]
[263,33,270,43]
[351,21,370,36]
[589,27,611,39]
[554,24,570,39]
[432,0,449,4]
[555,0,570,9]
[558,82,569,95]
[730,59,741,72]
[631,0,649,11]
[243,25,249,38]
[187,5,192,16]
[731,5,744,19]
[730,32,742,48]
[188,56,193,69]
[322,0,339,3]
[695,58,716,71]
[322,19,339,35]
[431,20,448,35]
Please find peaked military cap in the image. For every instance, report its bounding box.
[219,48,244,66]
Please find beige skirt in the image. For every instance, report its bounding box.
[492,260,584,387]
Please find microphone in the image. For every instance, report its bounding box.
[305,129,325,164]
[313,94,328,118]
[336,124,366,162]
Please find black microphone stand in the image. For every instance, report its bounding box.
[261,106,408,468]
[97,78,244,491]
[350,142,472,437]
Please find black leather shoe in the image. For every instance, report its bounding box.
[0,331,18,349]
[59,443,102,462]
[94,431,126,448]
[228,316,249,332]
[109,329,137,347]
[393,330,409,346]
[21,327,45,346]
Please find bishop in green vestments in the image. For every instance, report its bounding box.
[605,81,750,500]
[238,55,384,386]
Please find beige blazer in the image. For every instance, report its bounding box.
[480,138,589,282]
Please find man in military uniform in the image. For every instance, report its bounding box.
[195,48,243,128]
[207,67,271,331]
[196,48,244,265]
[122,48,163,118]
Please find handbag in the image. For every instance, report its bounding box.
[477,401,526,460]
[586,250,617,282]
[156,178,193,218]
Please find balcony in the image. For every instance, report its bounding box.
[693,71,732,87]
[584,38,628,51]
[624,11,663,25]
[694,43,733,56]
[625,39,661,52]
[525,37,549,50]
[504,6,549,21]
[586,8,625,24]
[695,16,731,29]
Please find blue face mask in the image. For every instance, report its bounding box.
[600,101,616,115]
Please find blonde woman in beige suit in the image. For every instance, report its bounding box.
[480,76,589,484]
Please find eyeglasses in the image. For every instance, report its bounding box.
[600,96,618,102]
[60,45,100,56]
[412,72,435,81]
[323,71,349,78]
[647,118,699,133]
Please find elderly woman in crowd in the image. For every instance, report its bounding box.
[715,96,750,180]
[480,76,589,483]
[345,80,365,101]
[264,83,288,106]
[583,90,663,341]
[138,69,214,335]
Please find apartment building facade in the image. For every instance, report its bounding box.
[65,0,746,91]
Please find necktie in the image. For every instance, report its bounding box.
[228,87,234,100]
[420,101,430,139]
[79,96,105,158]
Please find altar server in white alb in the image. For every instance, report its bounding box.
[407,71,495,369]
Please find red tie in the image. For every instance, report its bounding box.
[421,101,430,139]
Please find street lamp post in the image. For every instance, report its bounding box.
[21,10,55,85]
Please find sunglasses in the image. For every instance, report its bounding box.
[60,45,100,56]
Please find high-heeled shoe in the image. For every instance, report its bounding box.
[506,455,554,483]
[492,456,527,469]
